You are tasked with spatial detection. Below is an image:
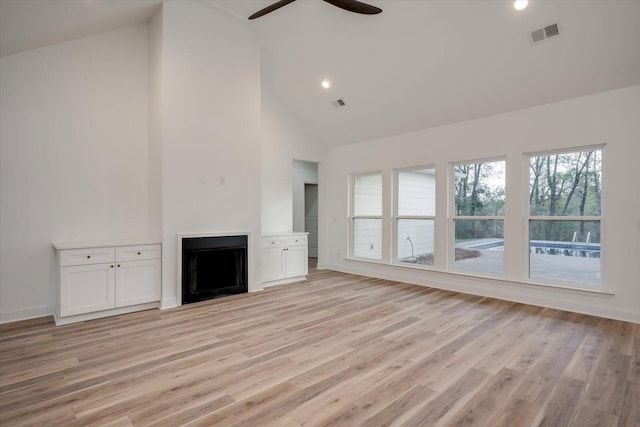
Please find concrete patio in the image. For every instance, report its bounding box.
[453,239,601,288]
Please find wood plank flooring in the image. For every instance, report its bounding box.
[1,267,638,426]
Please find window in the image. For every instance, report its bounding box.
[394,167,436,266]
[451,159,506,275]
[527,148,602,287]
[350,172,382,260]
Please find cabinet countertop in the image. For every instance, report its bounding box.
[262,232,308,238]
[53,240,161,251]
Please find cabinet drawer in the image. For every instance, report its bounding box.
[116,244,161,261]
[59,247,115,267]
[262,238,285,249]
[286,236,307,247]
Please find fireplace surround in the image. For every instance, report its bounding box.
[181,234,248,304]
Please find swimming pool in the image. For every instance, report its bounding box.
[467,240,601,258]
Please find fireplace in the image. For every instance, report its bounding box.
[181,235,248,304]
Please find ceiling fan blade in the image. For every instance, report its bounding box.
[323,0,382,15]
[249,0,297,20]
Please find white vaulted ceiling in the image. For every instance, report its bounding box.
[2,0,640,147]
[0,0,161,57]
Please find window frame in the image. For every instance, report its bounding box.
[348,171,384,261]
[523,145,605,289]
[448,156,507,275]
[392,165,437,268]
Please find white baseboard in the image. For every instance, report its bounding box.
[322,261,640,324]
[54,302,160,325]
[262,276,307,288]
[316,262,330,270]
[160,297,178,310]
[0,305,54,324]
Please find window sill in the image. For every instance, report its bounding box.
[344,257,615,296]
[516,278,613,296]
[346,256,385,265]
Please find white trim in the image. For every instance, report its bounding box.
[450,155,509,167]
[345,256,388,266]
[262,276,307,288]
[343,256,614,294]
[160,297,178,310]
[54,302,159,325]
[262,231,308,237]
[0,305,54,324]
[523,143,606,158]
[453,215,506,220]
[322,262,638,324]
[346,258,615,295]
[53,239,160,251]
[527,216,601,221]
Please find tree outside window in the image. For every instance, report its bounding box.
[452,159,506,275]
[527,148,602,287]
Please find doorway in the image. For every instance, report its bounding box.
[292,160,319,267]
[305,183,318,258]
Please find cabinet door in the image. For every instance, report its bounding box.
[115,259,161,307]
[262,247,285,283]
[285,245,308,278]
[60,263,116,316]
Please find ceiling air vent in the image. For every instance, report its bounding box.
[544,23,560,38]
[333,99,347,108]
[530,22,560,45]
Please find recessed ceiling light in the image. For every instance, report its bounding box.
[514,0,528,10]
[321,80,331,89]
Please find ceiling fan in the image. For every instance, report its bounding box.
[249,0,382,20]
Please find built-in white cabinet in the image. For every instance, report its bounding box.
[262,233,308,287]
[54,241,161,325]
[60,261,117,317]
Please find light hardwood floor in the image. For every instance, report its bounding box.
[1,267,638,426]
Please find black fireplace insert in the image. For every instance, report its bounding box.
[181,235,248,304]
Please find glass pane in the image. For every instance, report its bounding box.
[397,168,436,216]
[353,218,382,260]
[529,149,602,216]
[529,220,601,287]
[353,174,382,216]
[454,219,504,274]
[397,219,434,266]
[454,160,505,216]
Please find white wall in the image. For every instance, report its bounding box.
[148,9,163,241]
[0,25,150,323]
[261,91,325,234]
[322,84,640,323]
[157,2,262,306]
